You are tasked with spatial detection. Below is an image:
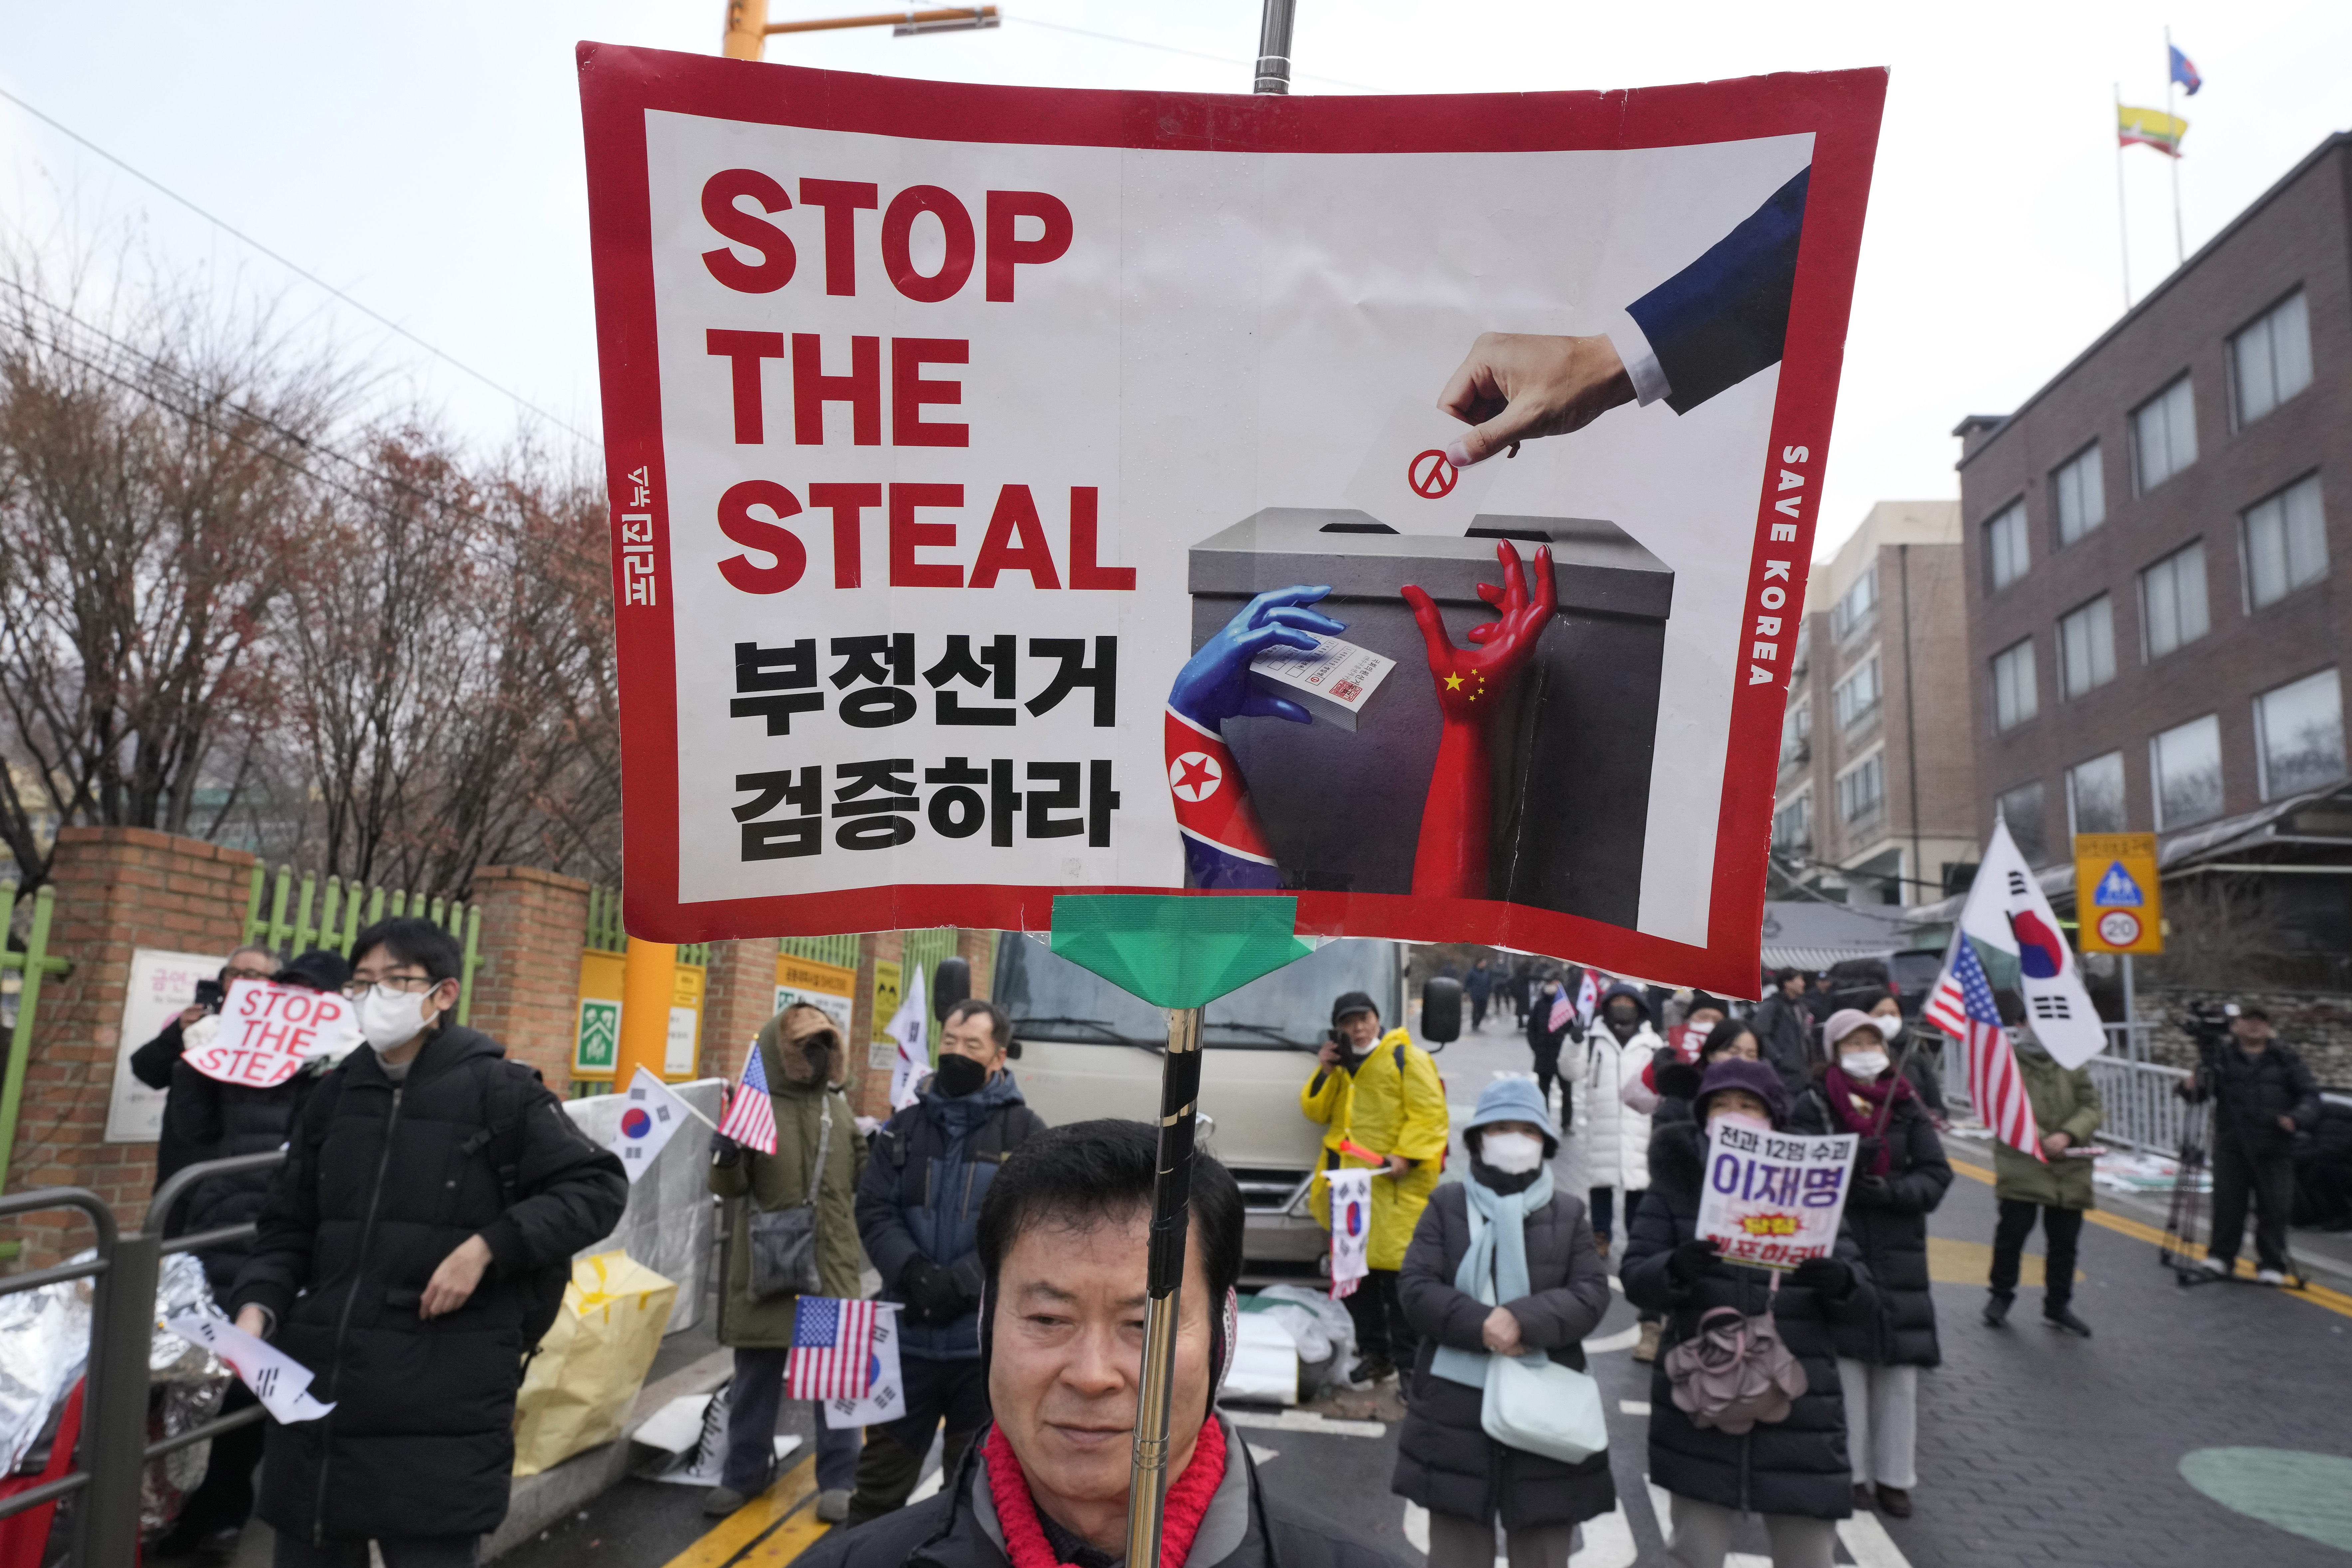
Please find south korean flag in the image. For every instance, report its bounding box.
[821,1303,907,1429]
[610,1066,693,1182]
[1326,1167,1375,1301]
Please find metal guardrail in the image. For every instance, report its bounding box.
[1935,1023,2190,1155]
[0,1151,285,1568]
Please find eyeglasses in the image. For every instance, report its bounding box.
[343,976,441,1001]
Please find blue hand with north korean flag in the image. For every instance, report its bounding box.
[1164,585,1343,890]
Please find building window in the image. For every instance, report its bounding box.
[1779,700,1810,768]
[2132,376,2198,493]
[1791,619,1811,675]
[2151,714,2225,829]
[1832,567,1878,640]
[1836,752,1885,823]
[2067,751,2128,835]
[2052,444,2106,547]
[2255,669,2345,801]
[2232,290,2313,428]
[2243,473,2327,609]
[1833,656,1881,730]
[1773,793,1812,853]
[1997,780,2048,864]
[2058,595,2116,699]
[2140,541,2210,659]
[1985,501,2029,591]
[1991,638,2038,731]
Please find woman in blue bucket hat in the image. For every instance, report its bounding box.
[1392,1077,1615,1568]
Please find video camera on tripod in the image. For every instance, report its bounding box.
[2174,1000,2241,1105]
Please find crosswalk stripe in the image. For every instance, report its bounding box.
[1836,1511,1912,1567]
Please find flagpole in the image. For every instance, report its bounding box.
[2113,83,2133,310]
[2165,28,2185,265]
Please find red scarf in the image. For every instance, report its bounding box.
[1823,1066,1910,1175]
[984,1417,1228,1568]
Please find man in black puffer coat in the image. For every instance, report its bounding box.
[1623,1059,1876,1568]
[230,919,626,1567]
[2190,1007,2323,1283]
[152,949,351,1562]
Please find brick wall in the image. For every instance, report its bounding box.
[467,865,591,1090]
[7,828,255,1266]
[702,939,782,1090]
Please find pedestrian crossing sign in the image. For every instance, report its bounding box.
[2094,862,2144,906]
[2073,832,2163,955]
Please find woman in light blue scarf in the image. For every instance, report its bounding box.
[1392,1077,1615,1568]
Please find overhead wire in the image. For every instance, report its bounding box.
[0,84,601,451]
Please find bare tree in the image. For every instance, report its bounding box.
[0,262,347,884]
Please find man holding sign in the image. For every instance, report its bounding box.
[227,919,626,1566]
[1622,1060,1875,1568]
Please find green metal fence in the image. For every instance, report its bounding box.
[586,884,626,954]
[0,884,72,1202]
[243,864,482,1024]
[780,934,862,970]
[900,929,962,1008]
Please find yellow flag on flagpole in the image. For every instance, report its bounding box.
[2118,104,2188,157]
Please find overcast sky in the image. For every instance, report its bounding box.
[3,0,2345,560]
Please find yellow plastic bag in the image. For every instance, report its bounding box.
[511,1250,679,1476]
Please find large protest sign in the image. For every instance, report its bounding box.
[578,47,1884,991]
[1695,1120,1856,1270]
[182,979,360,1089]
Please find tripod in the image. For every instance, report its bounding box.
[2160,1097,2212,1282]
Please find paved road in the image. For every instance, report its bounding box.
[502,1011,2352,1568]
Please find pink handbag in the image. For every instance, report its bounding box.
[1661,1277,1808,1435]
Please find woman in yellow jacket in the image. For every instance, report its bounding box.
[1301,990,1449,1383]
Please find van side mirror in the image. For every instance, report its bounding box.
[1421,977,1463,1046]
[932,956,971,1020]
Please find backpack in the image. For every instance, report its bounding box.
[1661,1275,1807,1435]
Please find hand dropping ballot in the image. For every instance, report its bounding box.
[1339,396,1509,536]
[1694,1120,1856,1270]
[183,979,360,1089]
[165,1311,335,1423]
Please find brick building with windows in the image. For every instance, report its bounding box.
[1772,500,1978,904]
[1952,132,2352,960]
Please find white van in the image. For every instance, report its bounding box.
[990,935,1407,1285]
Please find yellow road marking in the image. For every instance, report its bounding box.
[736,1507,836,1568]
[659,1456,820,1568]
[1944,1156,2352,1322]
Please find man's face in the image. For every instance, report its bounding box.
[348,946,455,1039]
[2232,1015,2274,1051]
[1339,1009,1381,1050]
[988,1205,1214,1541]
[1604,1000,1641,1039]
[1781,975,1806,999]
[939,1008,1007,1076]
[224,948,277,986]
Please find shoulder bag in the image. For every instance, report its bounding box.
[1661,1273,1806,1435]
[1481,1349,1608,1464]
[746,1093,832,1302]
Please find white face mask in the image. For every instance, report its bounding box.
[1707,1109,1773,1137]
[1479,1130,1545,1174]
[1840,1050,1890,1080]
[357,986,434,1053]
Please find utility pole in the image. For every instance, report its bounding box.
[1254,0,1296,94]
[723,0,999,60]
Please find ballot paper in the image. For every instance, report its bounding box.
[165,1311,335,1423]
[1248,633,1397,731]
[1339,395,1509,536]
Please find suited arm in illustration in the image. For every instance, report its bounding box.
[1436,165,1811,465]
[1165,543,1557,897]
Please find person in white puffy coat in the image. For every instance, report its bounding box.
[1566,984,1661,1254]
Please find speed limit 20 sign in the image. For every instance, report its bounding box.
[2074,832,2163,956]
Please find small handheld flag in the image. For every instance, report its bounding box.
[887,965,930,1111]
[610,1066,705,1182]
[1922,937,2045,1165]
[716,1042,778,1155]
[786,1296,879,1401]
[2118,104,2188,158]
[2169,44,2201,96]
[1326,1167,1374,1300]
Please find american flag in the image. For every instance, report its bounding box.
[1922,938,2045,1164]
[785,1297,877,1400]
[716,1044,777,1155]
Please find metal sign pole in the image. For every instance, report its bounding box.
[1253,0,1295,95]
[1123,1005,1205,1568]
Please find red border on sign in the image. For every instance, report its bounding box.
[577,43,1884,997]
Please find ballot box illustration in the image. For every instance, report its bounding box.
[1187,509,1674,927]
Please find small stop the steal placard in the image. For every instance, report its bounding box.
[183,979,363,1088]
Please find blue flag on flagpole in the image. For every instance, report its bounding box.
[2169,44,2202,96]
